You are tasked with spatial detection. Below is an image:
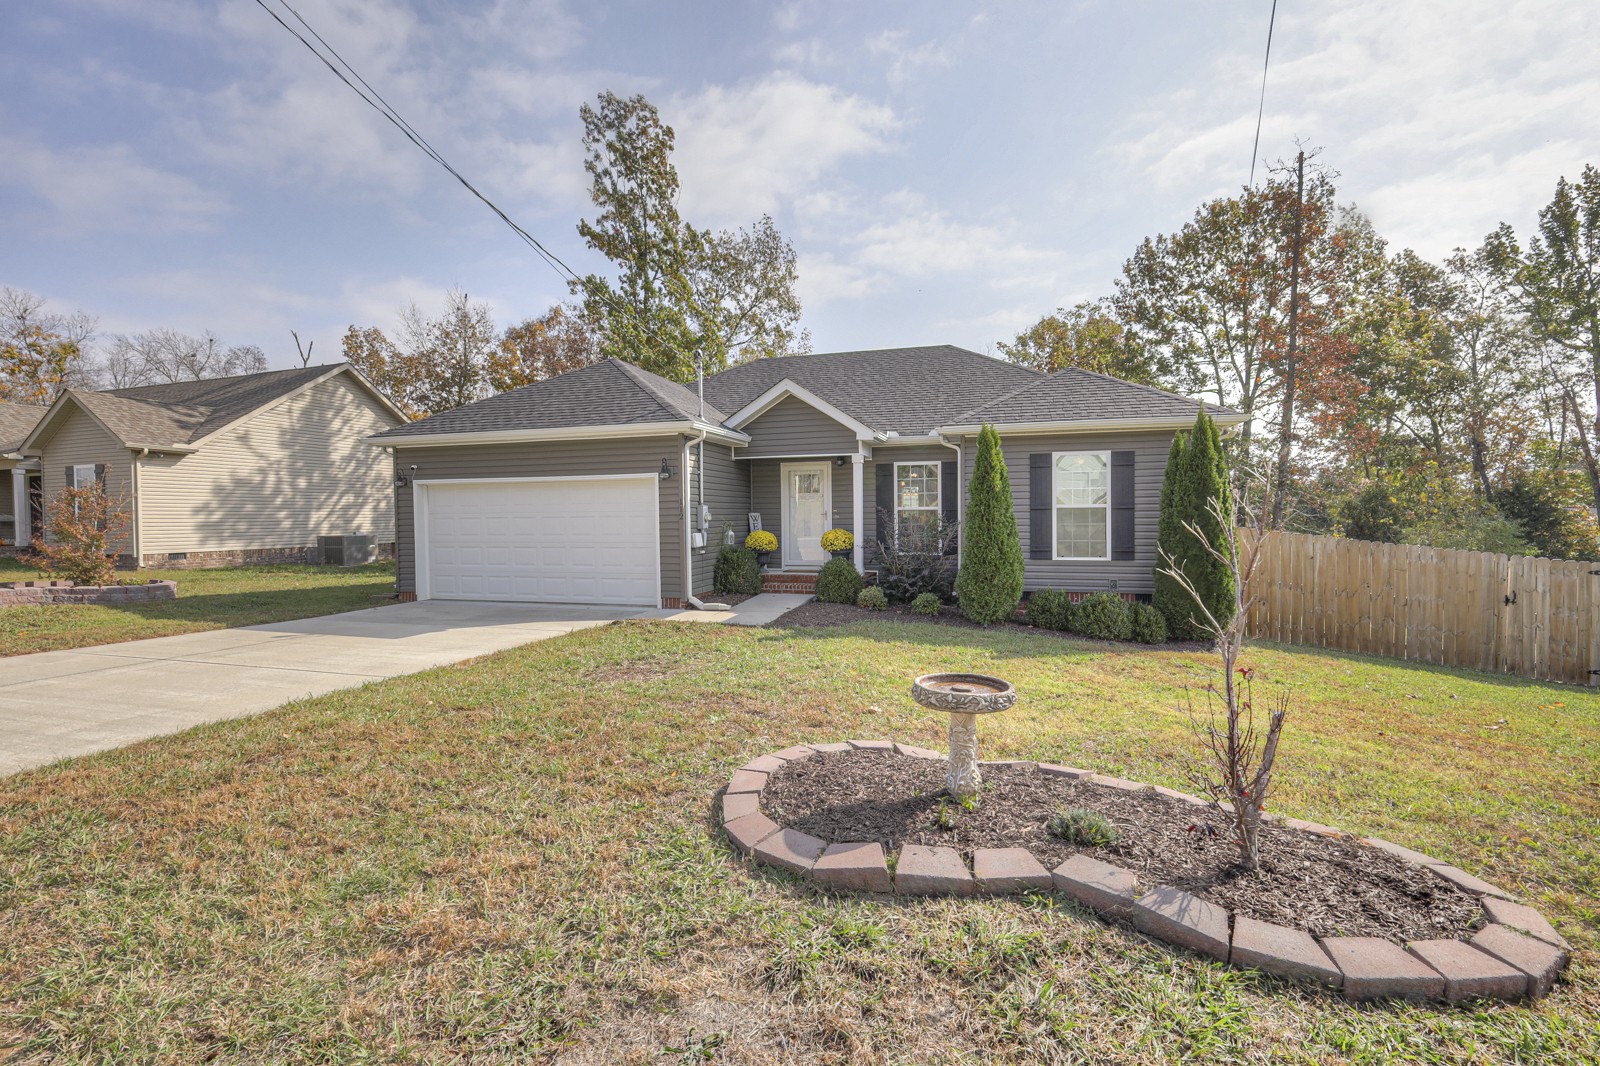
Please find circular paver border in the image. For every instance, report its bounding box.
[721,740,1570,1004]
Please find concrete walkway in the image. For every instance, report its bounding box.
[0,594,810,777]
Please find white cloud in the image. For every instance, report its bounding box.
[1105,0,1600,257]
[0,136,228,236]
[851,192,1057,281]
[669,74,897,224]
[865,29,952,89]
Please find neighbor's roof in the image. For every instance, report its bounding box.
[703,345,1043,435]
[0,401,48,453]
[23,364,391,452]
[371,357,729,440]
[950,367,1242,428]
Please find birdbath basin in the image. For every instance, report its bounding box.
[910,672,1017,802]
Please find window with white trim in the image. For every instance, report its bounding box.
[70,464,97,489]
[1052,452,1110,560]
[894,462,941,544]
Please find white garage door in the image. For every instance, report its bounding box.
[419,477,659,606]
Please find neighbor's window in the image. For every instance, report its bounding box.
[895,462,941,544]
[70,464,97,489]
[1053,452,1109,560]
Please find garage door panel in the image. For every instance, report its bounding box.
[423,478,658,606]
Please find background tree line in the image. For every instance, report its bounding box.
[1001,159,1600,561]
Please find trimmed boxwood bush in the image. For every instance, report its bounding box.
[954,423,1024,624]
[712,546,761,596]
[857,586,888,610]
[911,592,942,616]
[1025,588,1072,631]
[815,557,863,604]
[1129,602,1167,644]
[1072,591,1131,641]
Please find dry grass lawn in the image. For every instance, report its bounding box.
[0,616,1595,1064]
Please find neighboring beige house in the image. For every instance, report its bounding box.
[1,401,47,549]
[13,364,407,567]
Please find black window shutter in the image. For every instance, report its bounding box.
[875,462,893,548]
[65,465,75,489]
[1111,450,1135,560]
[94,464,107,487]
[940,460,958,556]
[1029,453,1052,560]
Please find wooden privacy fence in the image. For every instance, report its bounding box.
[1239,530,1600,686]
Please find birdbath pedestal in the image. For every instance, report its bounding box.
[910,672,1017,802]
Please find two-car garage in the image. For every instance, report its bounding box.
[415,476,661,607]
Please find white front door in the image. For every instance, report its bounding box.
[782,462,832,567]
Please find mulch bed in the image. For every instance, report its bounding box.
[768,601,1211,651]
[762,748,1482,942]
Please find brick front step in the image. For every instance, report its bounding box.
[761,571,818,593]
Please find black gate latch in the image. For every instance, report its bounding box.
[1504,591,1517,606]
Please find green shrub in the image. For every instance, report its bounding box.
[1154,412,1235,640]
[712,546,761,596]
[1128,602,1167,644]
[911,592,942,616]
[814,557,863,604]
[1025,588,1072,630]
[1072,592,1131,641]
[856,586,888,610]
[954,423,1024,624]
[1048,807,1117,848]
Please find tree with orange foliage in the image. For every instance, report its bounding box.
[31,483,131,586]
[487,304,601,392]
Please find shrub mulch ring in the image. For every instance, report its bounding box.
[761,748,1482,942]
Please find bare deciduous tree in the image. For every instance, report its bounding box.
[102,329,267,387]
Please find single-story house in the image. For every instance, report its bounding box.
[1,401,48,549]
[368,345,1243,608]
[10,363,408,567]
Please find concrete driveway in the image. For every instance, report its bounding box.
[0,600,654,777]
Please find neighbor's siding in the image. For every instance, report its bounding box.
[738,396,860,459]
[746,457,855,566]
[136,374,402,557]
[965,429,1174,595]
[391,436,685,600]
[687,441,751,594]
[36,404,133,554]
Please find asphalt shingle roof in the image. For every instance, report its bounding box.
[953,367,1237,426]
[0,402,47,453]
[67,364,342,447]
[372,358,728,439]
[702,345,1043,435]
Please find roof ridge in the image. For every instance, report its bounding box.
[609,357,727,422]
[951,371,1056,423]
[104,362,341,398]
[1048,366,1236,415]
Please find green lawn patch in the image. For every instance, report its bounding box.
[0,559,397,655]
[0,617,1595,1062]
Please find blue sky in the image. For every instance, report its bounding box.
[3,0,1597,370]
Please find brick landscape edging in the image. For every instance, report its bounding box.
[0,579,178,607]
[721,741,1569,1004]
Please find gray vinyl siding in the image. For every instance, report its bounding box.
[863,444,953,569]
[746,457,857,568]
[963,429,1174,596]
[135,374,400,557]
[391,436,685,600]
[35,405,134,555]
[738,396,860,459]
[687,441,751,595]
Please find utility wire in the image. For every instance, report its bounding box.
[252,0,581,285]
[1248,0,1278,187]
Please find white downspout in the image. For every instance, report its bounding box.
[939,435,963,568]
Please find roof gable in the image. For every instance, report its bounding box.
[724,378,879,440]
[0,402,48,454]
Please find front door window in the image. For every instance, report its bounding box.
[785,464,831,566]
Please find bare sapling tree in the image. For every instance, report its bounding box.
[1159,486,1288,871]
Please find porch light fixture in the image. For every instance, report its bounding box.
[659,458,673,480]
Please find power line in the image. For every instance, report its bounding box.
[1248,0,1278,187]
[252,0,581,285]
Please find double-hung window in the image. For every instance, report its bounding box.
[69,464,98,489]
[1052,452,1110,560]
[894,462,941,547]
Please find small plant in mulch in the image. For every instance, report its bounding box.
[911,592,941,616]
[930,799,958,830]
[1048,807,1118,847]
[814,557,862,604]
[1025,587,1072,630]
[1072,591,1132,641]
[856,586,888,610]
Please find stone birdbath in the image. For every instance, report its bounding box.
[910,672,1017,802]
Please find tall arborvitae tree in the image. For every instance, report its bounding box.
[1155,412,1236,639]
[954,424,1024,624]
